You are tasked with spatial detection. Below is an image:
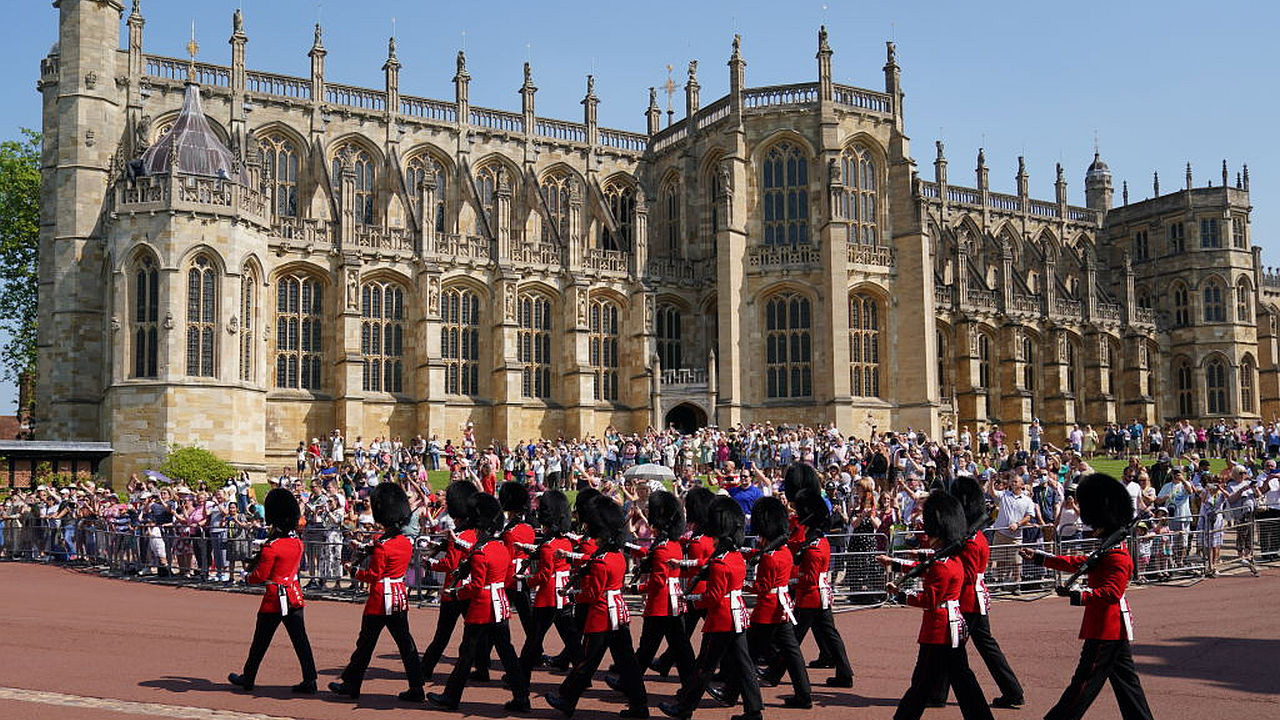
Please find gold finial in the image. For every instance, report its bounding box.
[185,20,199,83]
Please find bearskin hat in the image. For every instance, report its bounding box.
[575,488,603,529]
[750,496,788,542]
[586,496,625,549]
[783,462,823,504]
[536,490,571,535]
[793,487,830,530]
[499,481,530,514]
[370,482,411,531]
[683,486,715,530]
[922,490,967,548]
[705,496,746,549]
[262,487,301,534]
[950,476,988,528]
[469,493,505,536]
[647,490,685,540]
[1075,473,1134,533]
[445,481,478,528]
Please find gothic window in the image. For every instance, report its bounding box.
[1232,217,1246,248]
[361,281,405,394]
[1175,358,1195,416]
[590,298,620,402]
[600,181,635,251]
[977,334,992,389]
[1200,218,1221,248]
[259,134,299,218]
[275,273,323,390]
[330,144,375,225]
[185,256,217,377]
[1242,356,1256,413]
[662,180,681,256]
[656,304,682,372]
[1206,357,1228,415]
[1133,230,1149,260]
[1100,341,1113,395]
[709,166,723,234]
[132,255,159,378]
[239,268,256,382]
[475,162,502,233]
[1066,341,1080,394]
[406,154,446,233]
[442,287,480,396]
[1021,335,1036,392]
[848,292,881,397]
[1168,222,1185,254]
[1203,279,1226,323]
[1237,278,1253,323]
[937,331,950,398]
[518,292,553,399]
[540,169,574,243]
[762,141,809,246]
[1172,284,1190,327]
[765,292,812,398]
[840,144,878,245]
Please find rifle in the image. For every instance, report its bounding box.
[1055,520,1137,592]
[890,514,993,587]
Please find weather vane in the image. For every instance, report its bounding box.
[663,64,677,127]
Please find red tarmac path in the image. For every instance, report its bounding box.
[0,562,1276,719]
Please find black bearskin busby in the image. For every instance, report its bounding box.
[683,486,715,531]
[950,476,988,529]
[263,487,301,534]
[499,481,530,515]
[793,487,830,530]
[647,490,685,541]
[445,481,478,529]
[586,496,625,550]
[783,462,823,505]
[469,493,505,537]
[370,482,411,532]
[751,496,789,542]
[921,490,967,548]
[705,496,746,552]
[574,488,603,530]
[537,490,571,535]
[1075,473,1134,534]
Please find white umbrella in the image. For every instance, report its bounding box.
[624,463,675,482]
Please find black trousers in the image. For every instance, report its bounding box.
[634,615,696,684]
[1045,640,1154,720]
[677,631,762,720]
[766,607,852,682]
[240,609,317,684]
[558,628,648,713]
[654,607,705,674]
[420,599,488,678]
[895,643,993,720]
[440,621,528,704]
[511,587,532,635]
[338,611,425,692]
[519,605,583,680]
[930,612,1023,703]
[747,622,810,701]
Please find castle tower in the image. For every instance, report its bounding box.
[1085,152,1113,211]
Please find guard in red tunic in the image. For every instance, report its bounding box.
[745,496,811,708]
[878,491,993,720]
[659,496,760,720]
[517,490,582,682]
[427,493,531,713]
[500,481,536,633]
[420,481,482,681]
[228,488,317,694]
[1023,473,1155,720]
[616,490,695,688]
[546,497,649,719]
[330,483,426,702]
[550,488,603,670]
[652,487,714,677]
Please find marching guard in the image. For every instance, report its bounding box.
[419,481,483,681]
[745,496,811,708]
[500,481,536,633]
[517,490,583,681]
[653,487,715,677]
[228,488,317,694]
[1023,473,1155,720]
[329,482,426,702]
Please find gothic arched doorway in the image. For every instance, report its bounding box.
[664,403,707,435]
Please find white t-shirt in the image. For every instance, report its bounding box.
[994,489,1037,538]
[1126,481,1142,514]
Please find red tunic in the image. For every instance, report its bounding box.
[637,539,684,617]
[700,550,749,633]
[246,535,305,615]
[902,556,965,646]
[430,528,477,591]
[502,521,535,590]
[794,535,834,610]
[572,537,599,608]
[579,550,630,633]
[354,533,411,616]
[530,537,573,609]
[1044,547,1135,641]
[751,547,795,625]
[683,534,716,595]
[956,532,992,616]
[456,539,513,625]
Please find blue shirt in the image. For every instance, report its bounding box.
[727,484,762,517]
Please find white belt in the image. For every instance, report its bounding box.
[975,572,990,616]
[772,586,797,625]
[1119,595,1134,641]
[488,581,511,622]
[553,570,570,609]
[944,599,962,648]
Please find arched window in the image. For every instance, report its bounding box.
[332,144,375,225]
[1066,340,1080,394]
[518,292,553,399]
[475,162,502,232]
[1237,279,1253,323]
[540,169,574,243]
[849,292,881,397]
[1241,356,1256,413]
[1168,222,1186,254]
[937,330,950,398]
[442,287,480,396]
[762,141,809,246]
[977,333,992,389]
[840,144,878,245]
[709,164,723,234]
[132,255,159,378]
[185,256,217,377]
[239,268,256,382]
[259,134,299,218]
[1100,340,1114,395]
[1172,284,1190,327]
[657,304,682,372]
[361,281,405,393]
[275,273,323,390]
[600,181,635,251]
[1176,358,1195,416]
[765,292,812,398]
[1206,357,1229,415]
[1203,279,1226,323]
[662,180,681,256]
[1021,335,1036,392]
[590,298,620,402]
[406,154,446,233]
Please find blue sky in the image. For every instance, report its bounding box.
[0,0,1275,412]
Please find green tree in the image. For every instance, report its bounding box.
[0,130,40,386]
[159,445,238,489]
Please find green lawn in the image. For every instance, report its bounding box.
[1087,456,1229,478]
